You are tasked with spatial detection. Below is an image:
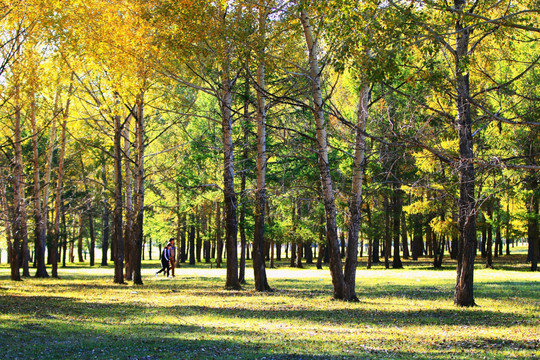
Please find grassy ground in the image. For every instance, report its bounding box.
[0,255,539,360]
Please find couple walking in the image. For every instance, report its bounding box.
[155,238,176,278]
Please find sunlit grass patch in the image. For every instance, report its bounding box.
[0,260,539,359]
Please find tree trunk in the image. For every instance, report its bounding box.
[528,178,538,271]
[220,62,240,288]
[80,158,96,267]
[216,202,223,268]
[0,172,20,280]
[300,9,348,300]
[480,212,487,258]
[401,211,409,259]
[486,202,493,268]
[238,85,248,284]
[77,213,84,262]
[61,204,67,268]
[392,188,403,269]
[344,83,369,300]
[113,111,125,284]
[366,202,373,269]
[384,195,391,269]
[454,1,477,306]
[196,212,202,263]
[132,99,145,285]
[123,114,134,280]
[204,206,211,263]
[51,119,67,277]
[101,157,110,266]
[253,33,271,290]
[180,213,186,263]
[505,203,511,256]
[189,219,196,266]
[495,199,503,257]
[30,95,48,278]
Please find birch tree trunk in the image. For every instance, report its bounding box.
[344,83,369,300]
[253,9,271,291]
[300,10,348,300]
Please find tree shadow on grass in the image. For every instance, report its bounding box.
[1,294,537,360]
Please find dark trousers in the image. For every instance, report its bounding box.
[156,259,170,277]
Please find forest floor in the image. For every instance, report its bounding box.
[0,253,539,360]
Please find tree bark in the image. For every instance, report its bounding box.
[216,202,223,268]
[300,10,348,300]
[384,195,391,269]
[132,99,145,285]
[113,110,125,284]
[344,83,369,300]
[221,58,240,289]
[486,202,493,268]
[401,211,409,259]
[0,172,19,280]
[454,0,477,306]
[51,118,67,277]
[101,156,110,266]
[392,187,403,269]
[528,178,538,271]
[123,114,134,280]
[30,95,48,278]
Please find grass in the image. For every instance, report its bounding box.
[0,254,539,360]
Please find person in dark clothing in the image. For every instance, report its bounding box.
[155,244,171,277]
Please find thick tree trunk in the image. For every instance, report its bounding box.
[454,2,477,306]
[300,10,348,300]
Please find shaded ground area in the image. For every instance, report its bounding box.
[0,257,539,360]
